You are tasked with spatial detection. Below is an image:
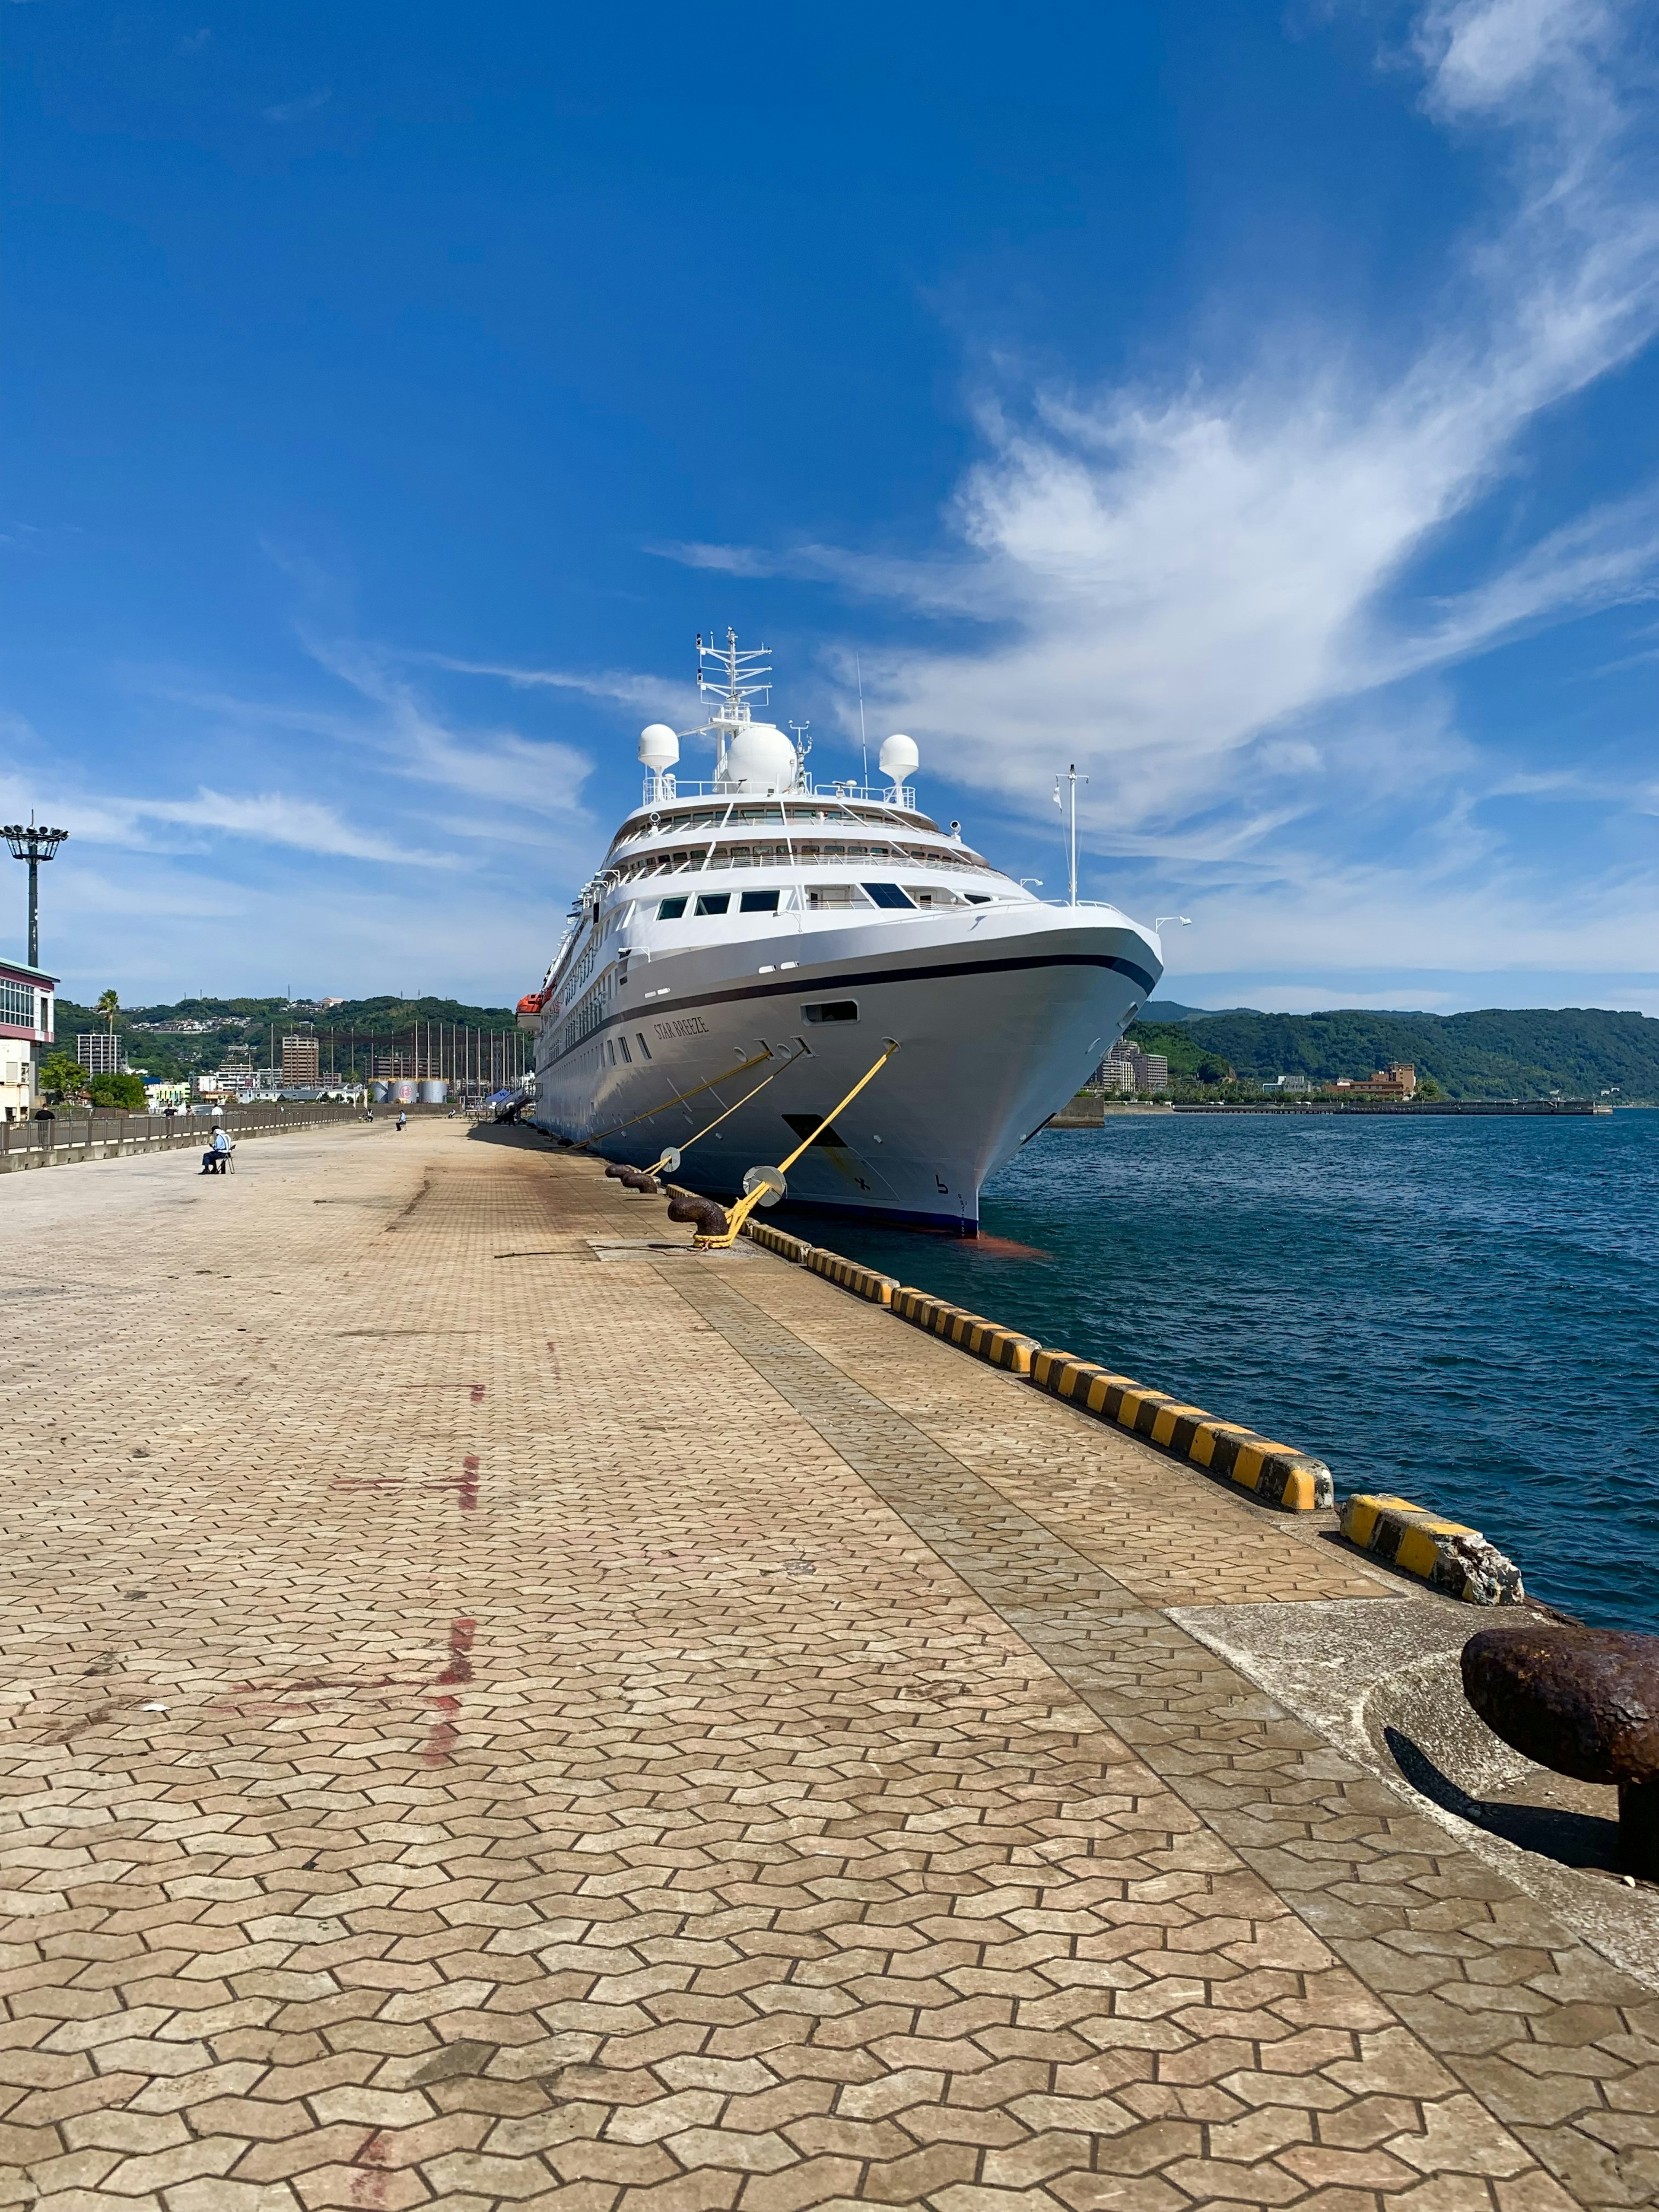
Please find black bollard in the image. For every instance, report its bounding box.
[1461,1623,1659,1879]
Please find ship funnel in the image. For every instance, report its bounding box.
[879,734,918,790]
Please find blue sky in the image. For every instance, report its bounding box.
[3,0,1658,1013]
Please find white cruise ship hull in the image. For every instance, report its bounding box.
[529,904,1160,1233]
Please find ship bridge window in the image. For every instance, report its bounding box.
[862,882,916,909]
[739,888,779,914]
[802,1001,858,1025]
[657,896,688,920]
[694,892,731,916]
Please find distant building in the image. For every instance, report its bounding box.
[1261,1073,1311,1093]
[1097,1042,1169,1094]
[1336,1062,1417,1099]
[0,957,54,1121]
[281,1032,321,1084]
[76,1033,123,1075]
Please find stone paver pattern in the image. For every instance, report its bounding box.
[0,1122,1653,2212]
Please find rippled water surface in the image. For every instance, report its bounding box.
[807,1109,1659,1632]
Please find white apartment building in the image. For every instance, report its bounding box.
[1098,1041,1170,1093]
[0,958,55,1120]
[76,1032,123,1074]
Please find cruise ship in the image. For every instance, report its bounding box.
[520,633,1163,1234]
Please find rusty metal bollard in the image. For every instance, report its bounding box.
[1461,1624,1659,1878]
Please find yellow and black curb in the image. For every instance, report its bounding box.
[807,1249,899,1305]
[890,1286,1039,1373]
[745,1220,815,1264]
[1029,1350,1335,1511]
[1340,1493,1523,1605]
[710,1205,1518,1588]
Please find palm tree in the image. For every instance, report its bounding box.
[95,988,119,1037]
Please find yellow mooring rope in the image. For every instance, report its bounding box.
[692,1039,901,1249]
[638,1044,807,1176]
[583,1042,775,1148]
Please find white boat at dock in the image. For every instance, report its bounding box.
[520,633,1163,1234]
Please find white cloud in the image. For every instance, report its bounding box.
[671,0,1659,976]
[264,89,331,124]
[413,651,692,723]
[128,789,430,865]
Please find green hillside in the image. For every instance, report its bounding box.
[1127,1006,1659,1101]
[54,994,519,1084]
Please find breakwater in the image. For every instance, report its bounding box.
[1173,1097,1613,1115]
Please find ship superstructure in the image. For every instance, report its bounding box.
[521,632,1163,1233]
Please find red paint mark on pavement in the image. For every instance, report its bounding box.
[423,1695,460,1765]
[421,1616,476,1764]
[458,1453,480,1510]
[470,1382,486,1403]
[435,1617,475,1684]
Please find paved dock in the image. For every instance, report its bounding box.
[0,1121,1654,2212]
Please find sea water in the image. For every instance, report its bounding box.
[811,1108,1659,1633]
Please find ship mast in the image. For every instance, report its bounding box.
[695,628,772,783]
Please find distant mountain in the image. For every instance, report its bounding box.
[1141,998,1257,1023]
[1127,1005,1659,1100]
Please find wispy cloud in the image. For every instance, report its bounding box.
[127,789,430,864]
[263,88,331,125]
[669,0,1659,926]
[413,651,691,722]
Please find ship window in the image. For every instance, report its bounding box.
[803,1001,858,1025]
[964,892,992,904]
[740,888,779,914]
[657,896,687,919]
[635,1034,652,1060]
[694,892,730,916]
[862,882,915,909]
[606,1039,616,1064]
[617,1036,632,1065]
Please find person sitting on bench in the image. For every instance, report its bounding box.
[201,1125,233,1174]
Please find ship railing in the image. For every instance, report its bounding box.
[613,846,993,880]
[639,775,917,810]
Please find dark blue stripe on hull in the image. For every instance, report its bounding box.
[540,947,1157,1076]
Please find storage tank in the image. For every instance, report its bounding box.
[391,1079,417,1105]
[417,1079,447,1106]
[369,1081,391,1103]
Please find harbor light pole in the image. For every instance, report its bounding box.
[2,816,69,966]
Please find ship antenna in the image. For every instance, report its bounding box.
[855,652,868,789]
[1052,762,1089,905]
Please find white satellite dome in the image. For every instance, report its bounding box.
[879,733,919,783]
[724,721,798,793]
[638,723,680,769]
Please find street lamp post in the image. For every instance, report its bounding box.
[2,816,69,966]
